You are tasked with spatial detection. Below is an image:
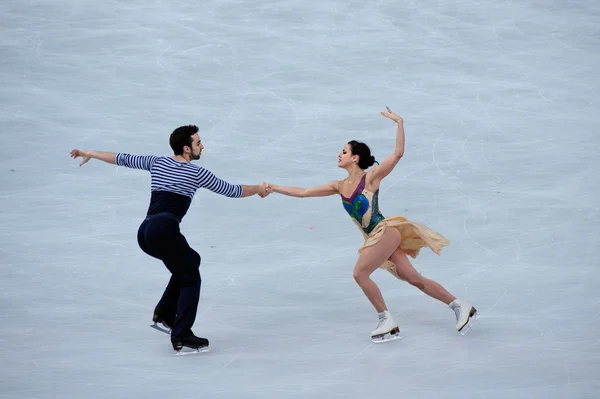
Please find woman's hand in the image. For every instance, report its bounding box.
[380,106,403,124]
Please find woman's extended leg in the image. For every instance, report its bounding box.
[389,248,478,332]
[388,247,455,304]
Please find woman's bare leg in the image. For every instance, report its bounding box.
[353,228,402,312]
[389,248,455,304]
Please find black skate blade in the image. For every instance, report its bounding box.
[174,346,211,356]
[150,322,171,335]
[459,309,481,336]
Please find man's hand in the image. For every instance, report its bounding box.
[70,149,92,166]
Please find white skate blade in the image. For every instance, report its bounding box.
[371,328,402,344]
[150,322,171,335]
[174,346,211,356]
[459,310,480,336]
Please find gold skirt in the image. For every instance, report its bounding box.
[357,216,450,280]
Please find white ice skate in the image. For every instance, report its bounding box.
[371,310,401,343]
[451,299,479,335]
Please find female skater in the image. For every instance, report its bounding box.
[265,107,478,342]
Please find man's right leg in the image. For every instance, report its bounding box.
[160,243,208,350]
[159,248,202,337]
[169,248,201,338]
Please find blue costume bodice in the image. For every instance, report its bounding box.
[340,174,385,235]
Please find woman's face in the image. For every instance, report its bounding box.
[338,144,356,168]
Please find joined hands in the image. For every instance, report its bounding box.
[258,182,272,198]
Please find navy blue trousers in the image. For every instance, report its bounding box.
[137,213,201,337]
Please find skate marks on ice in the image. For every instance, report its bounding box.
[150,323,211,356]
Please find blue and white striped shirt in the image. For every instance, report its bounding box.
[116,153,243,220]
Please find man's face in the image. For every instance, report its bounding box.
[189,133,204,160]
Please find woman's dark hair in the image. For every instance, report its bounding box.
[170,125,199,155]
[348,140,378,170]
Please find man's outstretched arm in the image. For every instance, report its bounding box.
[70,149,116,166]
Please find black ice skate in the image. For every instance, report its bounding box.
[170,334,211,356]
[150,308,175,334]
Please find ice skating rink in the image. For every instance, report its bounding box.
[1,1,599,398]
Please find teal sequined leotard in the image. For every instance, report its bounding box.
[341,174,385,235]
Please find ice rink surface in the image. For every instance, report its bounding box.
[1,0,599,398]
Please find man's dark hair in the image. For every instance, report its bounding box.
[170,125,199,155]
